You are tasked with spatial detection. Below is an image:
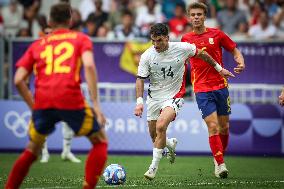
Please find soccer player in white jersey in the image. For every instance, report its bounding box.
[134,23,235,180]
[40,123,81,163]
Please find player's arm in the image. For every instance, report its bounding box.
[134,77,145,117]
[219,30,245,74]
[82,50,106,126]
[195,49,235,78]
[231,47,245,74]
[134,51,149,117]
[14,67,33,110]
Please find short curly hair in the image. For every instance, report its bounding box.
[150,23,169,37]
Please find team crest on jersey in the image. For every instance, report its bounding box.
[209,38,214,44]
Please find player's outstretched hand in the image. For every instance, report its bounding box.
[219,68,235,79]
[134,104,143,117]
[234,63,245,74]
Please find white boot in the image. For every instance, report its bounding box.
[40,142,50,163]
[144,148,162,180]
[144,166,158,180]
[166,138,178,164]
[61,151,81,163]
[61,122,81,163]
[214,159,229,179]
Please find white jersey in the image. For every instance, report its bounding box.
[137,42,197,99]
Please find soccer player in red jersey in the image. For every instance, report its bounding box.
[5,3,108,189]
[181,2,245,178]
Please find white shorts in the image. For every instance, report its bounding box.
[146,98,184,121]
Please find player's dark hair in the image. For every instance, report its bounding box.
[150,23,169,37]
[187,2,208,16]
[50,2,72,24]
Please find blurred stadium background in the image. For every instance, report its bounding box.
[0,0,284,188]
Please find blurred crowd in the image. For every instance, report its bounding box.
[0,0,284,41]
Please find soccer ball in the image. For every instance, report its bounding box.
[103,164,126,185]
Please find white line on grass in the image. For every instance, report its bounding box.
[25,180,284,189]
[96,180,284,188]
[25,187,74,189]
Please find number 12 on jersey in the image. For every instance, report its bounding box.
[40,41,74,75]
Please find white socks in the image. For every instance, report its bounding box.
[62,123,74,154]
[62,138,71,154]
[42,142,49,156]
[150,148,163,168]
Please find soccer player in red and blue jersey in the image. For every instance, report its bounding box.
[5,3,107,189]
[181,2,245,178]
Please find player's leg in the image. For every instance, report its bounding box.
[144,99,162,180]
[144,106,176,180]
[196,91,226,178]
[162,98,183,164]
[61,122,81,163]
[214,88,231,178]
[62,107,107,189]
[84,129,108,189]
[216,88,231,155]
[147,120,175,160]
[5,140,43,189]
[216,115,230,178]
[5,110,55,189]
[144,120,160,180]
[40,141,50,163]
[204,112,225,165]
[217,115,230,154]
[204,112,227,178]
[148,120,157,143]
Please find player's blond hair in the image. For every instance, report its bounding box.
[187,2,208,16]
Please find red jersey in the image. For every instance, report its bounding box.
[181,27,236,92]
[16,29,93,110]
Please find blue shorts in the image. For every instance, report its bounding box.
[28,106,101,145]
[195,88,231,119]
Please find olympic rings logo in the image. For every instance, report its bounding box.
[4,111,31,138]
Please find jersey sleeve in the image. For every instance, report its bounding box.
[220,30,236,52]
[180,35,186,42]
[137,52,149,78]
[80,34,93,54]
[179,42,197,58]
[16,44,35,73]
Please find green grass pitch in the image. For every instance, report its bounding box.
[1,153,284,188]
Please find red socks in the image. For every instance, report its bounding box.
[5,143,107,189]
[209,135,224,165]
[84,142,108,189]
[5,150,37,189]
[219,134,229,153]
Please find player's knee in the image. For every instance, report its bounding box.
[207,121,219,135]
[27,141,43,156]
[89,130,108,145]
[219,123,229,134]
[156,122,166,134]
